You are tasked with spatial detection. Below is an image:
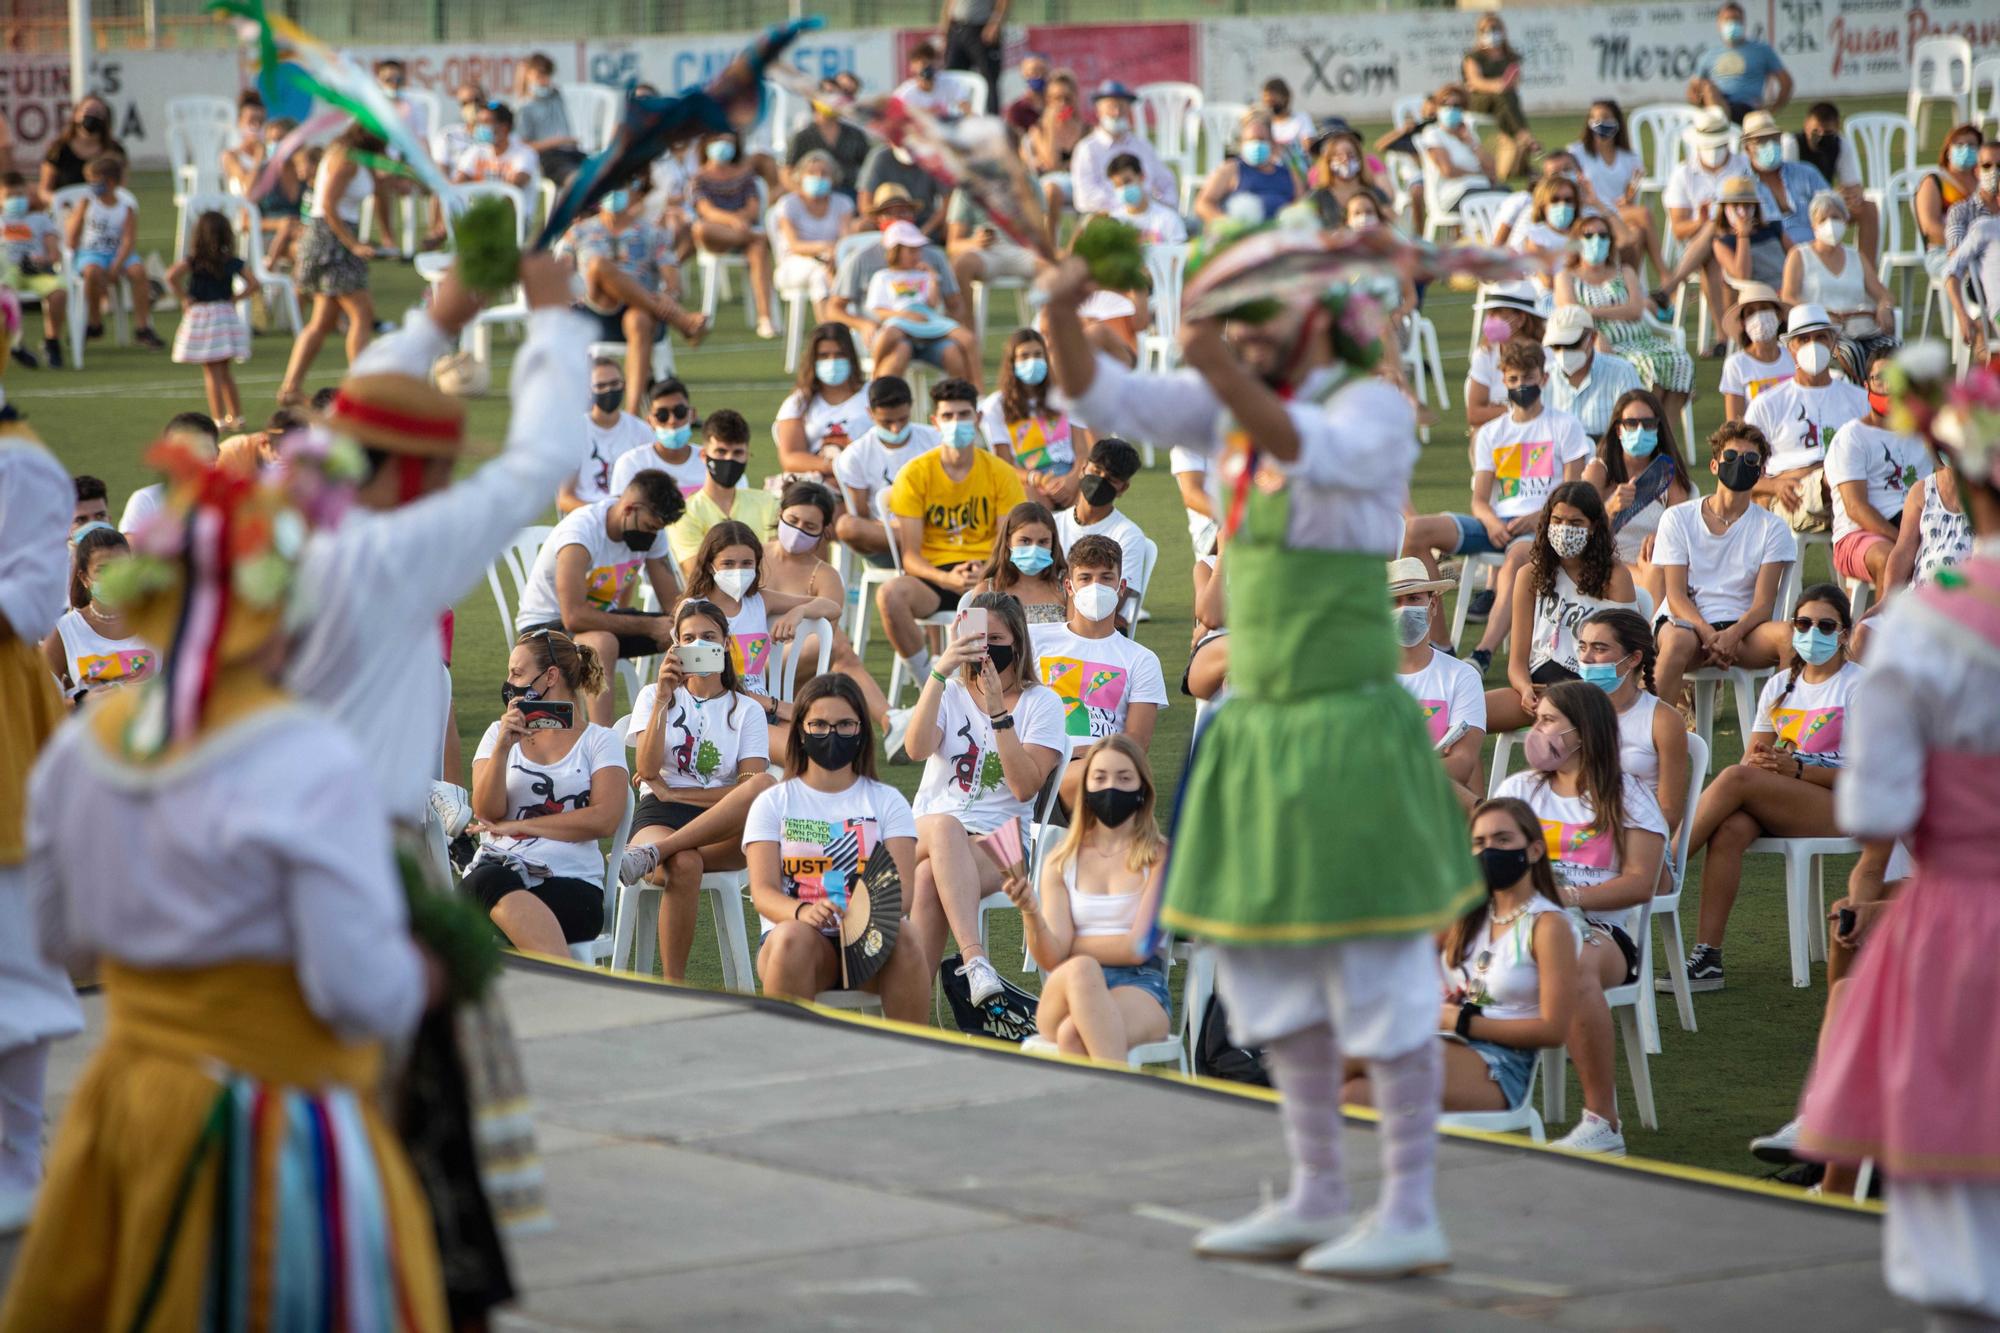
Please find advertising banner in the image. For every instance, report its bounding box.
[0,51,240,168]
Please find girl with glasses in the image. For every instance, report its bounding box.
[1584,388,1694,604]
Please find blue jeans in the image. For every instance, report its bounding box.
[1464,1037,1536,1109]
[1101,960,1170,1011]
[1446,513,1531,557]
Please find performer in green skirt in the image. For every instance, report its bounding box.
[1041,232,1482,1279]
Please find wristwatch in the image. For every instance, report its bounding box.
[1455,1001,1483,1038]
[989,713,1015,731]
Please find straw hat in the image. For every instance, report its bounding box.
[1387,557,1455,597]
[1739,109,1782,142]
[1719,281,1787,341]
[1716,175,1761,207]
[1686,107,1734,152]
[319,373,466,459]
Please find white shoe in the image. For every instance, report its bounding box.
[1298,1212,1451,1279]
[1749,1116,1803,1164]
[619,843,662,886]
[428,781,472,838]
[1019,1034,1059,1055]
[1193,1202,1348,1262]
[0,1187,34,1236]
[882,707,913,761]
[955,954,1003,1005]
[1552,1110,1627,1157]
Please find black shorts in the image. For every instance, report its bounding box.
[461,862,604,944]
[1590,920,1642,987]
[573,303,667,345]
[632,793,708,836]
[1531,660,1580,687]
[910,562,974,614]
[522,613,659,667]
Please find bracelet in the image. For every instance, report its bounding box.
[989,713,1015,731]
[1455,1001,1482,1039]
[794,900,807,920]
[928,667,950,684]
[1795,755,1804,779]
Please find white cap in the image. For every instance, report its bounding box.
[882,220,929,250]
[1542,305,1596,348]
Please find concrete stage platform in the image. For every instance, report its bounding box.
[24,958,1905,1331]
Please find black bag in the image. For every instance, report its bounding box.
[1195,991,1268,1086]
[938,953,1039,1043]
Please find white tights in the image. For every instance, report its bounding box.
[0,1039,51,1194]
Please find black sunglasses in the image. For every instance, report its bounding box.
[1792,616,1843,635]
[1620,416,1663,431]
[652,403,692,422]
[1719,448,1763,466]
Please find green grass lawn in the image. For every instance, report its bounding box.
[33,93,1935,1177]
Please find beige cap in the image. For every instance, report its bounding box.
[1542,304,1597,348]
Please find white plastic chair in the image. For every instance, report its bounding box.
[52,183,142,370]
[970,274,1031,346]
[1136,81,1203,184]
[1647,733,1709,1043]
[1628,104,1701,203]
[1118,535,1160,631]
[486,524,552,640]
[1687,666,1772,771]
[695,178,769,324]
[1745,834,1861,988]
[1448,551,1504,648]
[874,518,959,712]
[1196,101,1250,177]
[939,71,989,121]
[1876,167,1941,316]
[772,616,835,704]
[168,118,235,253]
[1439,1045,1547,1143]
[1539,888,1660,1132]
[1125,941,1203,1074]
[1843,113,1915,199]
[1456,190,1509,246]
[571,715,638,965]
[561,83,621,155]
[1975,57,2000,137]
[606,742,757,986]
[1402,314,1449,430]
[1136,242,1188,377]
[1907,35,1975,135]
[839,482,901,646]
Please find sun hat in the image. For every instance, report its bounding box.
[1718,281,1787,341]
[1739,109,1782,142]
[1687,106,1734,152]
[1386,557,1455,597]
[319,373,467,459]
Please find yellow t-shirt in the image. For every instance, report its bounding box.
[667,485,779,567]
[884,448,1026,569]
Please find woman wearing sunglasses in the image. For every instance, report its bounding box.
[1583,389,1694,606]
[1677,584,1860,993]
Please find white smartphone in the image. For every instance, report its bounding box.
[953,607,989,643]
[675,639,728,675]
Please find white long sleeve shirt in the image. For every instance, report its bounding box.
[1070,129,1177,217]
[0,438,73,644]
[1064,352,1415,555]
[286,305,594,821]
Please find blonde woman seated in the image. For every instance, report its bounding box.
[1342,797,1578,1114]
[1003,735,1170,1061]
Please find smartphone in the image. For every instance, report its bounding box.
[516,698,573,731]
[1836,907,1856,938]
[954,607,989,643]
[675,639,728,676]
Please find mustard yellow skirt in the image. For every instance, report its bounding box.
[0,961,447,1333]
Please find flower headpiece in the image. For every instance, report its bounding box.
[1884,343,2000,487]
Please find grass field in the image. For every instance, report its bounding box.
[30,93,1942,1177]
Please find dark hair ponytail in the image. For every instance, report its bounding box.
[1773,583,1853,710]
[1580,607,1657,695]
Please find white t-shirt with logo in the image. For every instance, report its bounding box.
[1824,420,1931,545]
[1718,346,1795,406]
[629,684,769,790]
[472,722,626,882]
[576,412,655,506]
[1104,200,1186,245]
[1495,770,1668,939]
[1753,660,1862,769]
[1472,407,1594,520]
[1030,624,1168,748]
[1650,497,1796,624]
[720,591,775,694]
[743,775,918,933]
[1744,377,1870,475]
[978,394,1078,477]
[1396,645,1486,746]
[609,440,708,497]
[775,388,874,457]
[832,423,941,516]
[1055,505,1150,593]
[912,679,1067,834]
[514,500,671,629]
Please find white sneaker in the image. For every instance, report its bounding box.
[619,843,662,886]
[428,781,472,838]
[882,708,913,761]
[1019,1034,1059,1055]
[1552,1111,1627,1157]
[1193,1202,1348,1261]
[955,954,1003,1005]
[1750,1116,1803,1164]
[1298,1212,1450,1279]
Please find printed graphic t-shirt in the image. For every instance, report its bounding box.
[912,679,1067,833]
[884,448,1027,569]
[473,722,626,882]
[1473,407,1593,520]
[1753,660,1862,769]
[743,775,917,933]
[629,684,769,790]
[1496,770,1668,939]
[1032,624,1169,745]
[1396,645,1486,745]
[514,500,670,629]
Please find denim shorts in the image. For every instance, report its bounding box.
[1447,513,1530,558]
[1465,1037,1536,1109]
[1102,960,1170,1011]
[75,248,125,272]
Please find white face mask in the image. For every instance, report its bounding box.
[713,567,755,600]
[1558,346,1590,375]
[1794,341,1832,376]
[1393,604,1431,648]
[1071,582,1120,623]
[1814,218,1846,246]
[1745,310,1779,344]
[1548,524,1590,558]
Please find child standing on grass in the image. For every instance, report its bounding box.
[167,211,259,431]
[63,154,163,349]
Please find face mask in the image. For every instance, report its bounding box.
[1867,390,1892,417]
[1588,120,1618,139]
[1240,140,1272,167]
[802,175,832,199]
[622,528,657,553]
[1559,346,1591,375]
[801,730,864,772]
[1439,107,1465,131]
[1482,315,1515,345]
[1548,524,1590,558]
[1981,167,2000,194]
[816,356,852,386]
[1699,146,1729,170]
[1332,158,1360,180]
[78,112,108,135]
[1072,582,1120,622]
[1814,219,1845,246]
[917,64,937,81]
[1619,423,1659,456]
[706,455,747,487]
[603,190,630,215]
[1393,604,1431,648]
[1524,725,1575,771]
[655,423,691,450]
[706,140,737,164]
[500,674,545,709]
[1479,30,1501,48]
[1794,341,1832,376]
[1793,626,1841,665]
[713,567,756,600]
[474,124,496,144]
[1102,115,1129,136]
[592,388,624,413]
[1580,234,1611,265]
[777,519,820,555]
[1080,473,1118,507]
[1083,784,1146,829]
[1025,76,1048,94]
[1750,140,1781,171]
[1547,202,1576,230]
[1721,19,1744,42]
[1014,356,1048,386]
[1117,182,1145,208]
[877,423,911,446]
[1949,143,1978,171]
[1745,310,1779,344]
[1475,845,1531,893]
[944,420,979,450]
[1266,99,1290,116]
[1010,544,1053,575]
[1577,657,1632,693]
[1,196,25,219]
[1717,453,1763,492]
[1506,382,1543,409]
[985,641,1016,675]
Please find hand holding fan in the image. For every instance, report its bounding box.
[838,849,905,990]
[975,819,1027,880]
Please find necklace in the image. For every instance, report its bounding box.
[1489,902,1531,931]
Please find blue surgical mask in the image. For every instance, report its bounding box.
[802,174,832,199]
[1950,143,1979,171]
[1721,19,1745,42]
[944,420,979,449]
[1009,544,1053,575]
[706,139,737,163]
[816,356,852,386]
[1439,106,1465,130]
[1025,77,1047,94]
[1547,202,1576,230]
[1580,234,1611,264]
[1,196,24,218]
[1014,356,1048,385]
[1793,627,1841,665]
[1619,423,1659,456]
[1751,140,1781,171]
[474,124,496,144]
[603,189,630,214]
[655,423,691,449]
[1577,659,1630,693]
[1118,182,1144,208]
[1240,140,1272,167]
[877,423,911,445]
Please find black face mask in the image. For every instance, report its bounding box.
[1080,474,1118,507]
[706,455,747,488]
[801,730,864,772]
[78,112,109,135]
[500,675,545,709]
[622,527,657,552]
[1506,383,1542,409]
[1084,785,1146,828]
[985,642,1016,676]
[592,388,624,413]
[1475,845,1531,892]
[1717,455,1763,493]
